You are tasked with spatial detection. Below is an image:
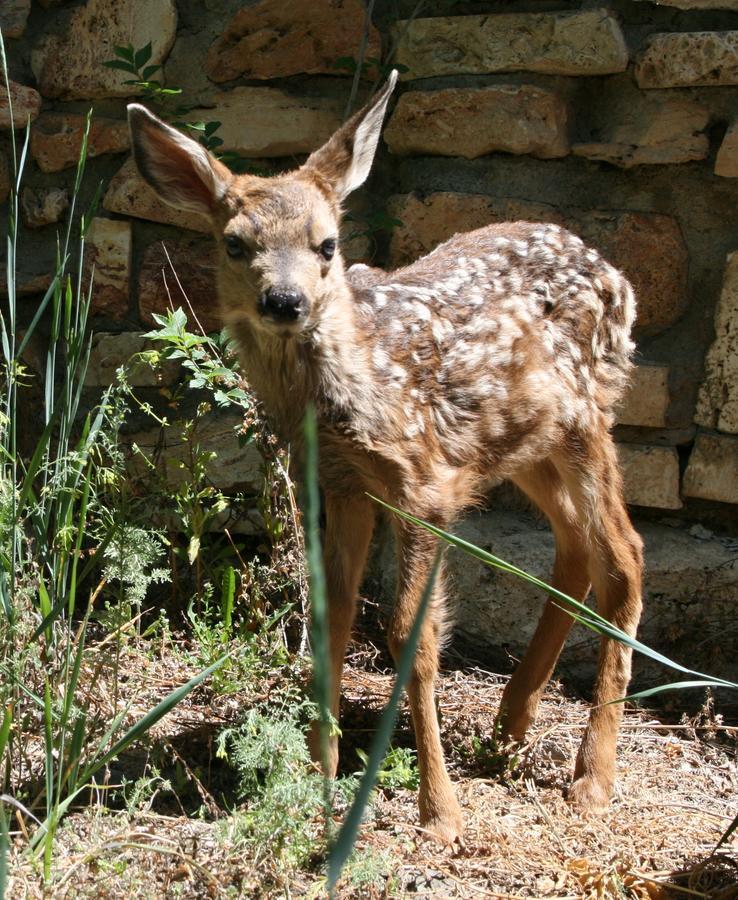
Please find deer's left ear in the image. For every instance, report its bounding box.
[302,70,398,201]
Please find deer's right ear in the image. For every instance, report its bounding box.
[127,104,231,218]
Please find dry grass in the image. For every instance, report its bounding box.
[4,643,737,898]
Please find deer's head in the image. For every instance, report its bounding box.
[127,73,397,338]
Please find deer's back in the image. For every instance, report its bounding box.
[344,221,635,477]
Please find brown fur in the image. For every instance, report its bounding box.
[128,78,644,844]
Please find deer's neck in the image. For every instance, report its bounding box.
[234,284,380,444]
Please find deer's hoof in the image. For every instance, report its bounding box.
[567,775,612,814]
[420,799,464,846]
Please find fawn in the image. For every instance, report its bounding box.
[127,71,643,844]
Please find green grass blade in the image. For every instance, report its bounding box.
[327,552,441,893]
[303,405,331,783]
[715,810,738,851]
[79,653,230,780]
[618,680,737,702]
[371,498,737,689]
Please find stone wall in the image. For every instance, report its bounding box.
[2,0,738,674]
[4,0,738,514]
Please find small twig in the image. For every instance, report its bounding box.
[161,242,209,338]
[344,0,376,119]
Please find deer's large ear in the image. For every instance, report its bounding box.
[127,104,231,218]
[302,70,397,201]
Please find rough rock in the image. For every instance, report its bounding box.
[127,412,262,494]
[573,96,709,168]
[715,122,738,178]
[20,187,69,228]
[695,252,738,433]
[617,444,682,509]
[138,237,220,334]
[387,193,688,335]
[31,113,129,173]
[368,509,738,683]
[683,433,738,504]
[85,332,182,388]
[187,89,342,157]
[0,271,52,299]
[31,0,177,100]
[393,9,628,80]
[103,158,209,233]
[616,364,670,428]
[0,0,30,38]
[384,86,569,160]
[84,218,132,318]
[205,0,381,83]
[636,32,738,88]
[0,152,9,205]
[0,79,42,130]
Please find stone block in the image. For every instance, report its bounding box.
[31,0,177,100]
[85,332,182,388]
[636,32,738,88]
[84,218,132,319]
[0,0,30,38]
[103,158,209,233]
[205,0,381,83]
[387,193,688,335]
[393,9,628,80]
[31,113,129,173]
[573,96,709,168]
[127,412,262,493]
[616,364,670,428]
[384,86,569,161]
[683,432,738,504]
[138,236,220,334]
[187,88,342,157]
[369,509,738,683]
[0,79,42,130]
[617,444,682,509]
[695,252,738,433]
[20,187,69,228]
[715,122,738,178]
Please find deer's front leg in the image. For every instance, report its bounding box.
[308,493,375,778]
[388,523,463,845]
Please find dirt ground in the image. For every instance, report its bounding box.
[6,648,737,899]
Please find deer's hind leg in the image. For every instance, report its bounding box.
[555,429,643,812]
[499,460,592,742]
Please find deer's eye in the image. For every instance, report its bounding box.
[225,235,246,258]
[319,238,337,261]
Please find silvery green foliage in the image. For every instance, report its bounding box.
[102,524,170,606]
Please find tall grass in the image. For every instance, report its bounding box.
[0,31,227,886]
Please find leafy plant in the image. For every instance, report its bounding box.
[356,745,419,791]
[0,35,228,882]
[102,41,181,103]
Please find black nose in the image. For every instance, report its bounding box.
[259,287,304,321]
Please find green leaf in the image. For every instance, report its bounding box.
[134,41,153,70]
[102,60,139,74]
[142,64,161,80]
[187,535,200,565]
[113,43,136,62]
